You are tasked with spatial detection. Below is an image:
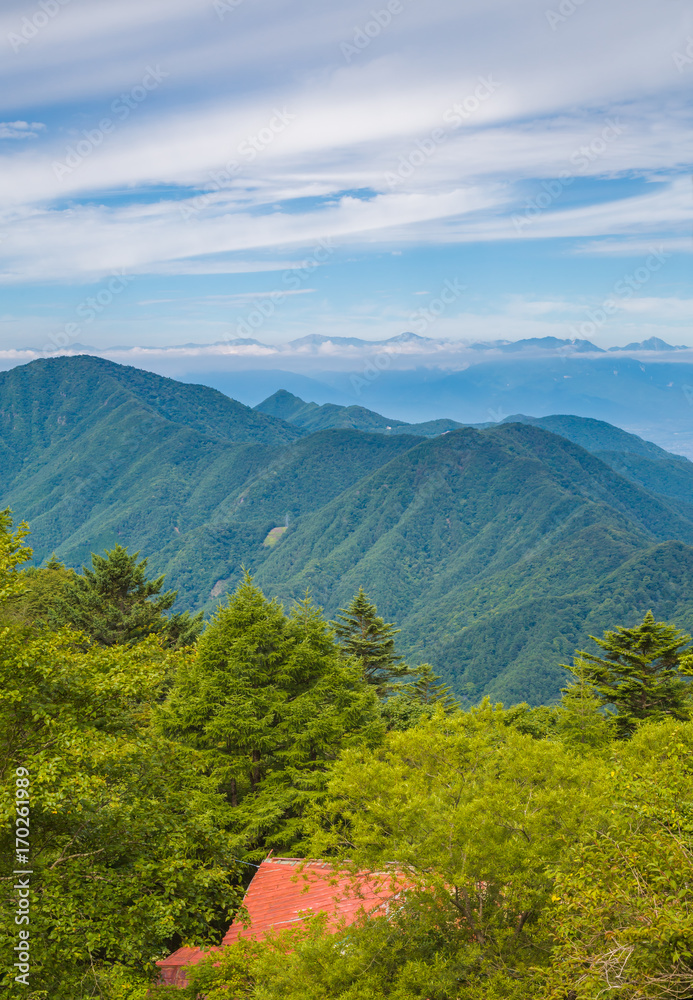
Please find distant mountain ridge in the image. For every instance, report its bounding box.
[608,337,688,352]
[255,389,468,437]
[19,333,691,358]
[3,355,693,706]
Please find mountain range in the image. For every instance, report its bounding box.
[19,334,691,356]
[3,354,693,706]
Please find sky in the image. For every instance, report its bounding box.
[0,0,692,355]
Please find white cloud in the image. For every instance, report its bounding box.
[0,0,690,309]
[0,121,45,139]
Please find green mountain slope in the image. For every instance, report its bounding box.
[0,358,422,611]
[255,389,465,437]
[505,413,693,521]
[433,540,693,705]
[4,357,693,705]
[253,424,693,702]
[0,356,301,572]
[502,413,676,460]
[153,429,424,609]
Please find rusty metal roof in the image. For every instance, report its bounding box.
[157,856,406,987]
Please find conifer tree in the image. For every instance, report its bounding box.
[57,543,202,648]
[382,663,458,730]
[331,587,408,696]
[161,574,382,859]
[566,611,693,736]
[556,660,615,749]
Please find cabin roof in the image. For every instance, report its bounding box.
[157,856,405,986]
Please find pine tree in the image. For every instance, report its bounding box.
[566,611,693,736]
[331,587,408,696]
[57,543,202,648]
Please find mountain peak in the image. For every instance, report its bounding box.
[609,337,690,352]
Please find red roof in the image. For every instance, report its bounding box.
[157,857,406,987]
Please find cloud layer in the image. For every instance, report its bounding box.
[1,0,691,347]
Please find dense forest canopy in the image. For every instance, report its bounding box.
[1,511,692,999]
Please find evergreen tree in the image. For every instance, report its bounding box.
[161,575,382,860]
[566,611,693,736]
[331,587,408,696]
[57,543,202,648]
[382,663,459,730]
[556,660,615,749]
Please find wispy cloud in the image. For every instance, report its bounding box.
[0,0,691,347]
[0,120,45,139]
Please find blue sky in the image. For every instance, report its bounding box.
[0,0,692,354]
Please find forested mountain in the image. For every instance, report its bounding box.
[3,355,693,704]
[255,389,466,437]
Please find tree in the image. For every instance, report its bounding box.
[555,662,615,750]
[546,720,693,999]
[566,611,693,737]
[382,663,459,731]
[56,543,202,648]
[161,575,382,861]
[310,702,608,976]
[0,508,31,604]
[0,516,243,999]
[331,588,408,696]
[0,553,75,630]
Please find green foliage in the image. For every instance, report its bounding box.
[55,543,202,648]
[0,624,244,998]
[554,665,615,749]
[382,663,459,730]
[332,587,408,696]
[0,513,243,999]
[161,575,382,860]
[545,721,693,999]
[0,508,31,604]
[178,908,538,1000]
[0,555,74,630]
[150,712,693,999]
[567,610,693,736]
[309,702,608,972]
